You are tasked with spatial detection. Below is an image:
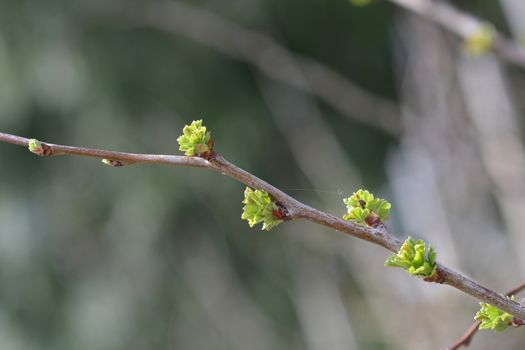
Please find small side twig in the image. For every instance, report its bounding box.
[445,282,525,350]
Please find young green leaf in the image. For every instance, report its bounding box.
[177,120,213,157]
[475,298,515,332]
[342,189,391,226]
[385,236,437,278]
[241,187,283,231]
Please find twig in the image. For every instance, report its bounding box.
[445,282,525,350]
[444,321,481,350]
[125,1,401,136]
[387,0,525,69]
[506,282,525,297]
[1,130,525,321]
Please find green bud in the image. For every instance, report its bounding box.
[241,187,283,231]
[177,120,213,157]
[101,159,124,167]
[28,139,46,156]
[475,297,515,332]
[342,189,391,226]
[385,236,437,278]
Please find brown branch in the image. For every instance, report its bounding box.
[2,130,525,322]
[387,0,525,69]
[444,321,481,350]
[124,1,401,136]
[445,282,525,350]
[506,282,525,297]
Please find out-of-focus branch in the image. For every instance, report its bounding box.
[387,0,525,68]
[125,1,401,136]
[2,130,525,321]
[445,282,525,350]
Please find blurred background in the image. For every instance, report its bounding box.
[1,0,525,349]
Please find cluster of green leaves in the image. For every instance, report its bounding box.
[385,236,437,278]
[475,298,515,332]
[177,120,213,156]
[241,187,283,231]
[342,189,391,225]
[464,23,495,55]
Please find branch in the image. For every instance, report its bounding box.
[445,282,525,350]
[387,0,525,69]
[2,130,525,322]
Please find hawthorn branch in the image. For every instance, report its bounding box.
[387,0,525,68]
[445,281,525,350]
[1,130,525,321]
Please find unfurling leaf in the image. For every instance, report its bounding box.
[241,187,283,231]
[475,298,516,332]
[343,189,391,226]
[385,236,437,278]
[177,120,213,157]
